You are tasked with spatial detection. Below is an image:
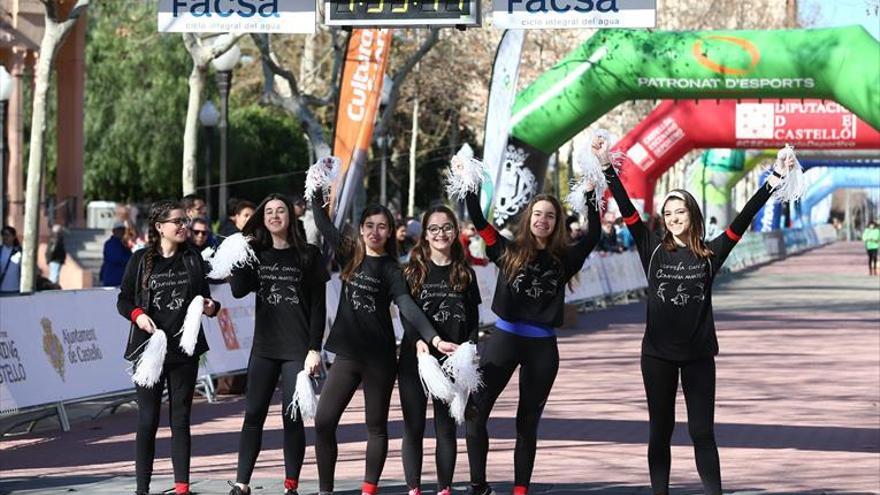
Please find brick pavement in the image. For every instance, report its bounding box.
[1,242,878,494]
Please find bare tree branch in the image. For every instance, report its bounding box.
[374,27,440,140]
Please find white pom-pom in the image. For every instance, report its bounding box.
[770,145,807,203]
[418,353,455,403]
[200,246,214,261]
[304,156,342,206]
[177,295,203,356]
[206,233,257,279]
[448,387,469,425]
[287,370,318,422]
[444,144,488,201]
[440,341,483,394]
[132,330,167,388]
[568,129,624,214]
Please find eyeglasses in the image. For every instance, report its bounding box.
[162,217,191,227]
[191,229,208,236]
[426,223,455,236]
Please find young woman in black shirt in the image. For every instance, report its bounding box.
[461,168,601,495]
[117,200,220,495]
[227,194,329,495]
[600,140,795,495]
[311,202,459,495]
[399,205,482,495]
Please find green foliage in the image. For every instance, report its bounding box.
[82,1,189,203]
[204,103,310,209]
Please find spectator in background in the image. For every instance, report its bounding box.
[615,217,634,251]
[291,194,308,241]
[100,222,133,287]
[182,194,208,221]
[233,200,256,231]
[189,217,215,255]
[566,215,583,242]
[218,197,241,238]
[0,226,22,294]
[458,221,488,266]
[598,221,622,253]
[397,224,415,261]
[705,216,720,240]
[46,224,67,284]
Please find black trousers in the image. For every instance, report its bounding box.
[398,355,459,490]
[466,330,559,488]
[641,354,721,495]
[314,355,397,492]
[135,359,199,493]
[235,354,306,484]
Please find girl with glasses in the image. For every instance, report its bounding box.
[227,194,329,495]
[398,205,482,495]
[310,198,459,495]
[116,200,221,495]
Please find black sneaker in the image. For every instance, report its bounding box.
[227,481,250,495]
[467,484,493,495]
[284,490,298,495]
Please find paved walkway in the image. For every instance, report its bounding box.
[1,242,878,494]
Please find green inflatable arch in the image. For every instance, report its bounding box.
[492,27,880,226]
[510,26,880,152]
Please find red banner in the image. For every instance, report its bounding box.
[332,28,392,224]
[612,99,880,212]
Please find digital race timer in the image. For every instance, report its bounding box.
[325,0,480,27]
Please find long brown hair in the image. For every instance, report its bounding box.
[142,200,184,291]
[499,194,569,283]
[340,204,398,282]
[404,205,472,295]
[659,189,714,258]
[242,193,311,265]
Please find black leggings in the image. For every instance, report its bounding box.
[398,356,459,490]
[235,354,306,484]
[641,354,720,495]
[314,355,397,492]
[466,330,559,488]
[867,249,877,272]
[135,359,199,493]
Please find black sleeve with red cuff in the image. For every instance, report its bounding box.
[465,189,507,263]
[708,181,774,265]
[603,166,660,275]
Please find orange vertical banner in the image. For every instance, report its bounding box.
[331,28,392,225]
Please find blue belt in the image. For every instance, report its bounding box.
[495,318,556,338]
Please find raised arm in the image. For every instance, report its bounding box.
[603,165,658,270]
[565,189,602,279]
[708,181,774,264]
[465,189,506,263]
[311,201,342,251]
[229,262,259,299]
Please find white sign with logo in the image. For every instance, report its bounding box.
[491,0,655,29]
[0,289,133,413]
[157,0,316,34]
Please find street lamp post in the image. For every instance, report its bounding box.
[0,65,13,226]
[211,37,241,218]
[198,101,219,220]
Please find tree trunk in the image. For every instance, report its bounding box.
[20,0,89,293]
[182,65,205,195]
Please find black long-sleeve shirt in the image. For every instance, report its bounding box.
[400,261,482,363]
[230,244,329,360]
[117,246,218,362]
[312,203,440,361]
[604,166,773,360]
[465,188,600,329]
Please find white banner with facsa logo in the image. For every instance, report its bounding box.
[157,0,316,34]
[491,0,656,30]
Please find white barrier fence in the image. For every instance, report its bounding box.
[0,225,834,415]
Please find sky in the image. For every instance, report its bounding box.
[798,0,880,39]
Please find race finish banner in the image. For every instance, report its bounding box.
[157,0,316,33]
[332,29,392,227]
[492,0,655,29]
